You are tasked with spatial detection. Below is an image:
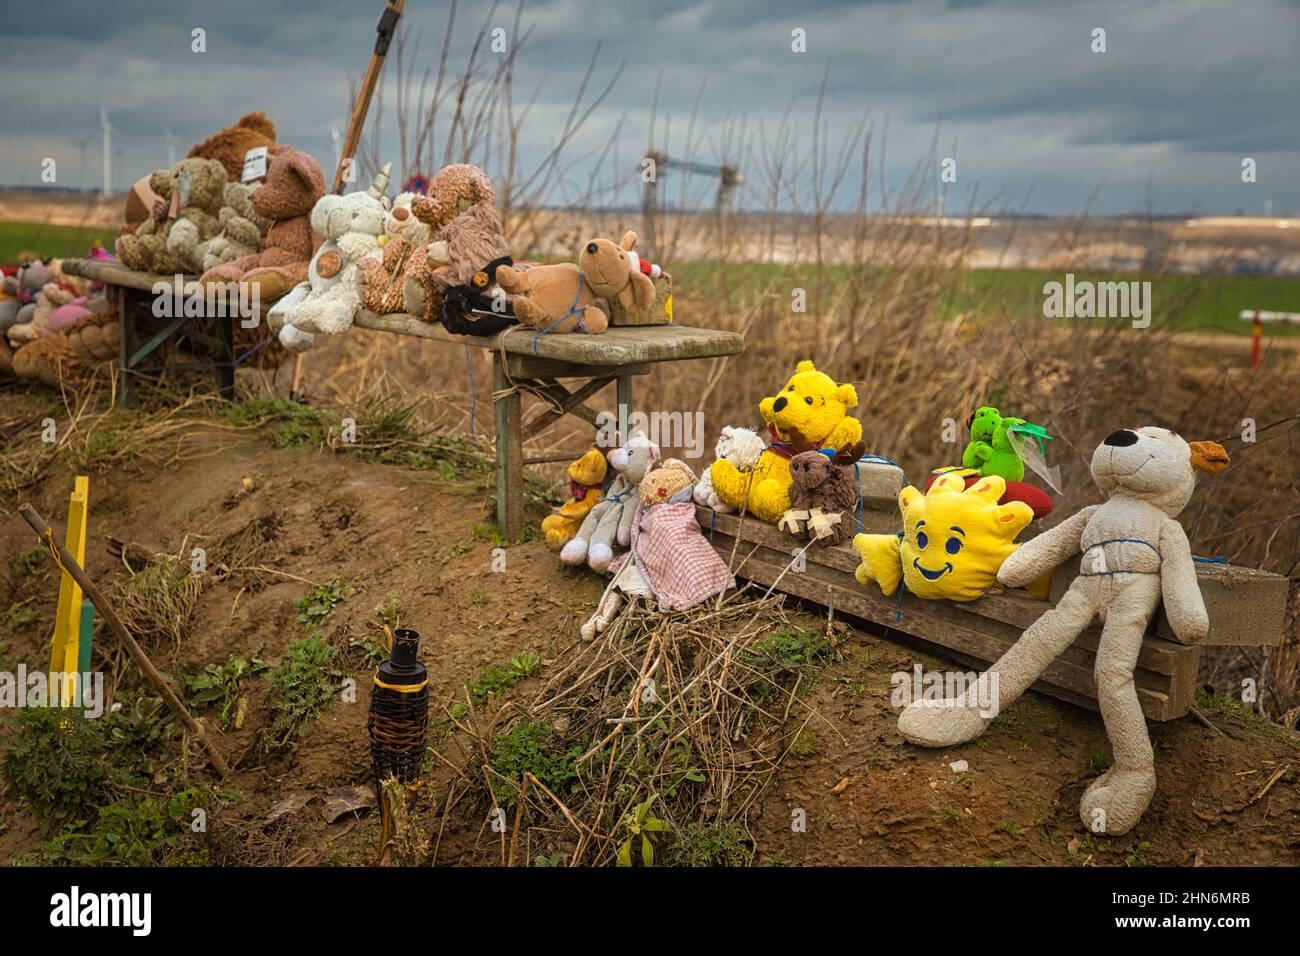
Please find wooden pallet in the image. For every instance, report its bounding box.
[698,506,1287,721]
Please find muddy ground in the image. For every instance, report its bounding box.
[0,400,1296,866]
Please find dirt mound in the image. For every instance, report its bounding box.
[0,427,1295,866]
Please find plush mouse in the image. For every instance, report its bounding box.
[781,440,867,547]
[561,429,661,572]
[694,426,766,514]
[495,231,657,336]
[896,426,1229,835]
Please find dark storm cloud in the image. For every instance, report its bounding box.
[1,0,1296,214]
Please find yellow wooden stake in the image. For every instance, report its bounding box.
[50,476,89,706]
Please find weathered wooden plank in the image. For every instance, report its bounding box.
[493,355,524,541]
[355,308,745,366]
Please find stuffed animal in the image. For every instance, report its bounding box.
[439,256,518,336]
[926,406,1056,519]
[897,427,1230,835]
[780,441,868,547]
[200,180,273,272]
[581,459,734,639]
[200,147,327,304]
[495,231,656,336]
[709,360,862,524]
[853,473,1037,602]
[694,426,767,514]
[267,164,392,350]
[561,429,661,572]
[356,164,509,321]
[5,260,53,345]
[187,112,277,182]
[540,448,609,550]
[115,157,227,275]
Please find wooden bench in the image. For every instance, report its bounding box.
[58,258,746,540]
[699,506,1287,720]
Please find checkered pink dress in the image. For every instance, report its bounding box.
[609,500,736,611]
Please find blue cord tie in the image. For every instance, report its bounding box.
[530,272,591,355]
[1193,554,1227,564]
[1078,537,1161,576]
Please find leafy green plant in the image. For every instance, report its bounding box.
[1,709,112,829]
[267,634,346,739]
[294,579,354,629]
[183,647,268,727]
[617,796,669,867]
[373,592,401,629]
[743,626,834,672]
[469,651,541,703]
[489,721,582,807]
[670,820,750,867]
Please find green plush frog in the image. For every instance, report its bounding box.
[961,406,1051,483]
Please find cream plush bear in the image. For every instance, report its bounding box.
[199,180,273,272]
[694,426,767,514]
[897,426,1230,835]
[269,164,392,350]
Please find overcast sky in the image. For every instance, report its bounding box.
[2,0,1296,215]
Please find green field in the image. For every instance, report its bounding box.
[0,221,117,265]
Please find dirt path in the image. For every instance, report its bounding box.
[1,433,1295,866]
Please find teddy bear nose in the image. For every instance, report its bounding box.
[773,396,788,412]
[393,206,409,220]
[657,487,667,497]
[1103,429,1138,447]
[586,243,598,254]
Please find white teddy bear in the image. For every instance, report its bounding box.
[381,191,431,247]
[269,163,392,351]
[694,426,767,513]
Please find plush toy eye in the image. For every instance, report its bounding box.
[787,386,794,392]
[804,396,813,405]
[946,536,963,555]
[916,531,929,550]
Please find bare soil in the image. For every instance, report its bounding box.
[1,408,1295,867]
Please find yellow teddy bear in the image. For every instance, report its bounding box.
[541,448,608,550]
[709,360,862,524]
[853,473,1046,602]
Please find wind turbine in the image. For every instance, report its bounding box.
[165,129,177,168]
[100,107,112,197]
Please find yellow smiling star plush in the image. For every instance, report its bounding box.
[853,473,1037,602]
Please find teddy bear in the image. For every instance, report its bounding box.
[561,429,661,572]
[187,112,277,182]
[352,190,434,316]
[115,157,227,275]
[199,180,274,273]
[3,259,50,335]
[267,164,392,350]
[709,361,862,524]
[10,299,115,386]
[694,426,769,514]
[200,147,328,305]
[439,256,518,336]
[896,427,1230,835]
[495,231,656,337]
[581,459,735,640]
[853,473,1038,602]
[540,448,609,550]
[356,164,509,322]
[779,441,868,547]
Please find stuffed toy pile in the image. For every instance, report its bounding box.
[267,164,392,350]
[200,146,327,304]
[581,459,735,640]
[496,231,656,336]
[115,157,229,274]
[853,473,1039,602]
[896,426,1229,835]
[694,426,766,514]
[541,448,609,550]
[198,179,274,272]
[357,163,510,327]
[709,360,862,523]
[562,429,661,572]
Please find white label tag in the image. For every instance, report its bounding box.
[242,146,269,183]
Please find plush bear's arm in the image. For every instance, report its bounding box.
[338,233,380,264]
[822,416,863,452]
[618,272,656,313]
[617,494,639,547]
[1158,518,1209,644]
[997,505,1097,588]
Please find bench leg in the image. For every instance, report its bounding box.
[217,315,236,402]
[493,353,524,542]
[616,373,633,441]
[118,287,136,409]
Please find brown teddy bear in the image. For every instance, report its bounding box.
[188,112,278,182]
[782,441,868,546]
[200,180,273,272]
[357,163,510,321]
[199,147,327,303]
[495,231,654,335]
[114,157,227,274]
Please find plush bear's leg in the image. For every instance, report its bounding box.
[708,460,750,512]
[747,478,792,524]
[587,505,624,573]
[1080,576,1160,835]
[581,587,625,641]
[898,578,1100,747]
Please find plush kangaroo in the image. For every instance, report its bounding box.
[897,426,1229,835]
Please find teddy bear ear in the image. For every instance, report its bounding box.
[620,231,637,251]
[836,382,859,407]
[1189,440,1230,474]
[796,360,816,374]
